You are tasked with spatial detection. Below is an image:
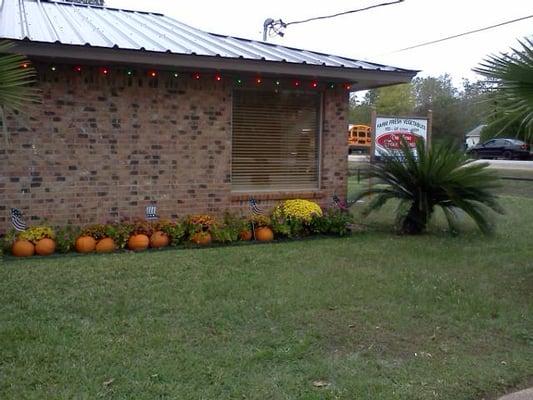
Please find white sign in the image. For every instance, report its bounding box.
[374,116,428,158]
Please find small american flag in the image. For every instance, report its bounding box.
[145,203,158,220]
[332,195,349,211]
[248,198,264,215]
[11,208,27,231]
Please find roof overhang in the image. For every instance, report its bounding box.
[9,40,418,91]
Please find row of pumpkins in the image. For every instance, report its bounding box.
[10,226,275,257]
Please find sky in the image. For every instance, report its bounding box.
[107,0,532,86]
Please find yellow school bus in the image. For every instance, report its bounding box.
[348,124,372,154]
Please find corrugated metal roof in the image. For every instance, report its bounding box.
[0,0,411,73]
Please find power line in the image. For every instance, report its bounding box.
[286,0,404,26]
[386,14,533,54]
[262,0,405,41]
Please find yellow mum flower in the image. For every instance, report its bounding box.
[273,199,322,222]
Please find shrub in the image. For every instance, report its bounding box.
[106,222,133,249]
[310,208,354,236]
[271,199,323,238]
[211,212,248,243]
[1,229,17,255]
[55,225,81,253]
[17,226,55,243]
[186,214,217,237]
[272,199,322,222]
[355,138,503,234]
[159,221,186,246]
[81,224,109,240]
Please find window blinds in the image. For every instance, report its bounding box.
[231,90,321,191]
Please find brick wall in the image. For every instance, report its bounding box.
[0,63,348,232]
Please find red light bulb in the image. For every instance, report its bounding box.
[194,73,201,80]
[22,63,29,69]
[100,67,109,76]
[74,65,82,73]
[256,77,262,85]
[294,80,300,87]
[344,83,352,90]
[149,70,157,78]
[215,74,222,82]
[311,81,318,88]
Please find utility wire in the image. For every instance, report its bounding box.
[285,0,404,26]
[385,14,533,54]
[263,0,405,40]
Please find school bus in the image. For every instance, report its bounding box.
[348,124,372,154]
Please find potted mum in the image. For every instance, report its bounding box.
[187,214,216,245]
[271,199,323,238]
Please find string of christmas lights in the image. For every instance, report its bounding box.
[21,63,353,90]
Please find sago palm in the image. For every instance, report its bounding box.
[354,139,503,235]
[0,41,40,140]
[473,38,533,140]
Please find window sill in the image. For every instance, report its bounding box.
[231,190,325,202]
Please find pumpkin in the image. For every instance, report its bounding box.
[190,232,212,245]
[239,230,253,241]
[75,235,96,253]
[11,240,35,257]
[128,234,150,251]
[96,237,115,253]
[150,231,169,248]
[35,238,56,256]
[254,227,274,242]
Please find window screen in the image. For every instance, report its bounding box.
[231,90,321,191]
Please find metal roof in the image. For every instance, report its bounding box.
[0,0,414,75]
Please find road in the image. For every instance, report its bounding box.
[348,155,533,170]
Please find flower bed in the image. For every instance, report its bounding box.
[1,200,354,258]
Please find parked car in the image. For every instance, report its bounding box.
[466,138,531,160]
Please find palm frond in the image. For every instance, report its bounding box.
[0,41,41,112]
[473,38,533,139]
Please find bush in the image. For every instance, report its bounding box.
[55,225,81,253]
[355,138,503,234]
[211,212,248,243]
[271,199,322,238]
[105,222,133,249]
[310,208,353,236]
[159,221,186,246]
[17,226,55,242]
[81,224,110,240]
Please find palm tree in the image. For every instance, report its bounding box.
[473,38,533,140]
[354,139,503,235]
[0,41,40,142]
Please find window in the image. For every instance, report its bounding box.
[231,89,321,191]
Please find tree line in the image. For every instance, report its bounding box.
[349,75,492,145]
[350,38,533,145]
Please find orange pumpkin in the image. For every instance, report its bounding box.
[11,240,35,257]
[239,230,253,241]
[35,238,56,256]
[128,234,150,251]
[96,237,115,253]
[191,232,212,245]
[75,236,96,253]
[150,231,169,248]
[254,227,274,242]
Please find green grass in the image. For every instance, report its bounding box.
[1,197,532,398]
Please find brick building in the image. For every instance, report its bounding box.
[0,0,417,232]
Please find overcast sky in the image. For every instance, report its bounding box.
[108,0,532,85]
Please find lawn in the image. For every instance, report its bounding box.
[1,195,532,398]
